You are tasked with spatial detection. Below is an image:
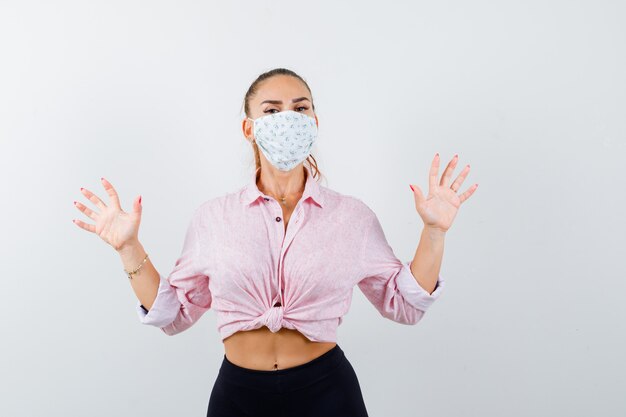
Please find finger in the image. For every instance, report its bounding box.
[410,184,425,205]
[450,164,470,193]
[72,218,96,233]
[80,187,107,211]
[428,152,440,192]
[458,183,478,204]
[439,154,458,188]
[100,177,122,210]
[132,194,143,215]
[73,200,98,221]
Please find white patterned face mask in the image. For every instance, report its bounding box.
[247,110,318,172]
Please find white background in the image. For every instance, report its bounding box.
[1,1,625,416]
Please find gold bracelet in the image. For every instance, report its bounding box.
[124,253,149,280]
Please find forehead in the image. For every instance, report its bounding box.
[252,75,310,103]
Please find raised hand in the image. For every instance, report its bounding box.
[409,153,478,233]
[72,177,143,252]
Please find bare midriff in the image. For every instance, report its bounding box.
[223,327,337,371]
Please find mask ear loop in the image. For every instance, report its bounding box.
[246,116,261,177]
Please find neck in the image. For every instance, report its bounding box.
[257,166,307,204]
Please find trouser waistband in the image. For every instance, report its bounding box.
[218,344,346,393]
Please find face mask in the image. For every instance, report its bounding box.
[247,110,318,172]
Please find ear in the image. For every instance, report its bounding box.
[314,114,319,127]
[242,118,253,142]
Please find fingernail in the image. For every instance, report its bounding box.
[409,184,414,192]
[80,187,84,191]
[139,195,142,204]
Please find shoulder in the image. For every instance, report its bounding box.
[197,192,236,210]
[191,188,243,224]
[318,185,377,221]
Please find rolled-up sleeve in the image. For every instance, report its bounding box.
[357,212,445,325]
[136,273,181,327]
[136,208,212,336]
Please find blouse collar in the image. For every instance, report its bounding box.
[239,165,325,208]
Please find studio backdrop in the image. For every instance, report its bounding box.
[1,1,624,416]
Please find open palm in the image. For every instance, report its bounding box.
[409,153,478,233]
[72,177,143,251]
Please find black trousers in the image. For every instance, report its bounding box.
[206,344,370,417]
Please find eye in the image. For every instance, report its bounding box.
[263,106,308,114]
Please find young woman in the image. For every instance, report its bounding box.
[72,68,477,417]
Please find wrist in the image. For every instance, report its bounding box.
[117,238,141,254]
[117,240,145,266]
[423,225,446,240]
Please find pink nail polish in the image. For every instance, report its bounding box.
[409,184,414,192]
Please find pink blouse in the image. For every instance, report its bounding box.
[136,166,446,342]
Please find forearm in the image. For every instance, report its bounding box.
[118,240,160,310]
[408,226,446,294]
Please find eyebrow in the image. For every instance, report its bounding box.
[260,97,311,105]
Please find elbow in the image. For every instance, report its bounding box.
[159,317,187,336]
[382,305,426,325]
[158,313,197,336]
[406,308,426,325]
[156,301,210,336]
[160,326,178,336]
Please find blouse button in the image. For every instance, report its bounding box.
[275,216,282,222]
